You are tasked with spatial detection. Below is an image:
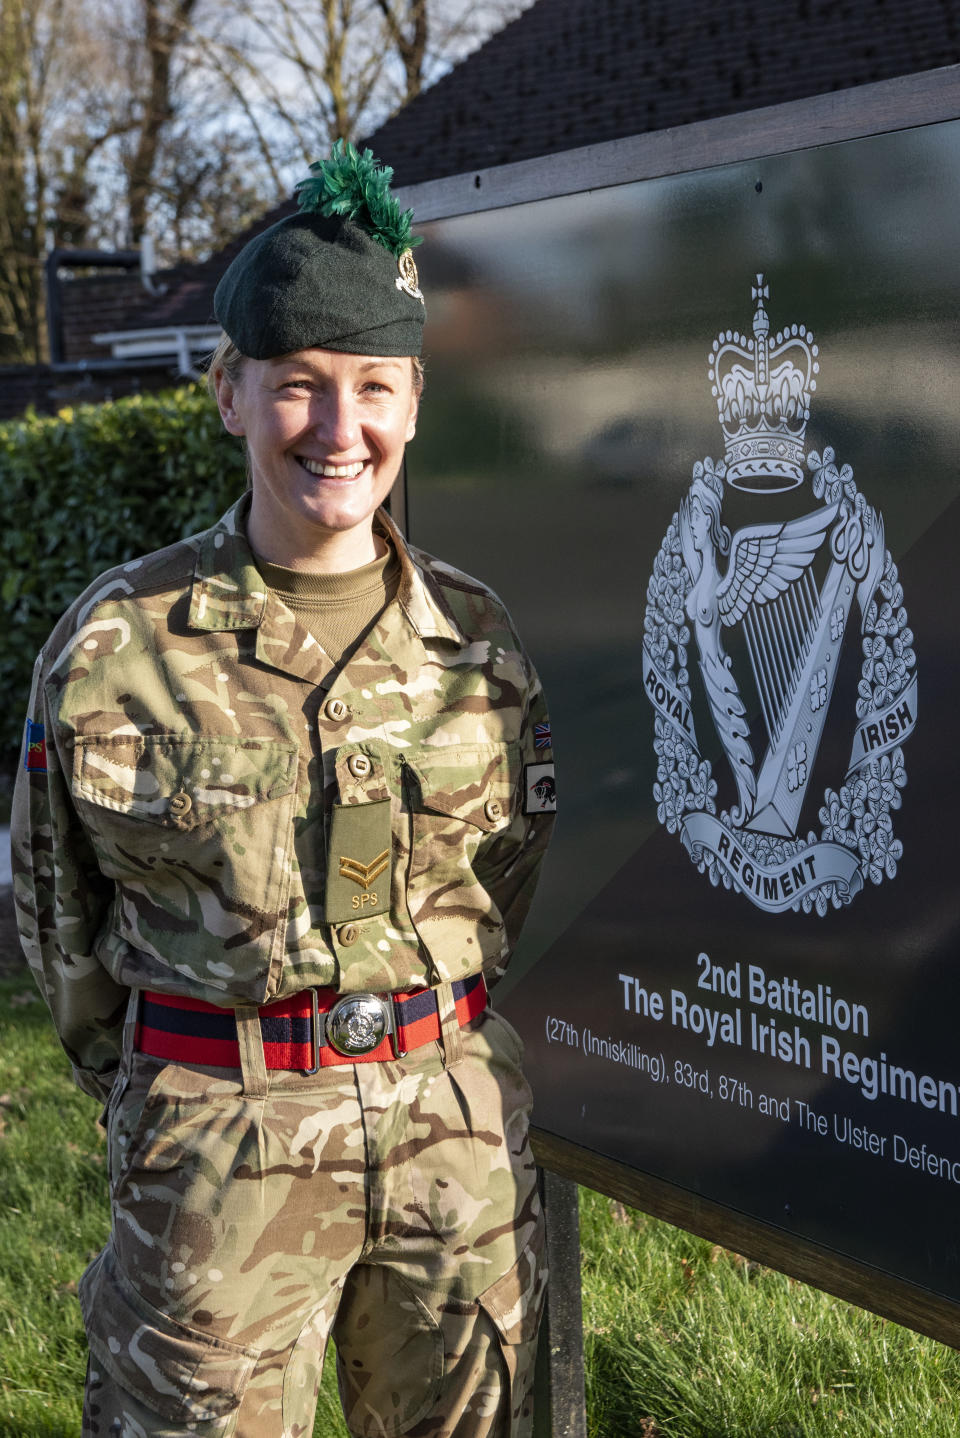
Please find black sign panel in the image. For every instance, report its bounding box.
[407,119,960,1320]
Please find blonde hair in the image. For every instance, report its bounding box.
[206,333,246,398]
[206,334,424,397]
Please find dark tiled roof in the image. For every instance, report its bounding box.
[64,0,960,336]
[361,0,960,186]
[60,272,160,361]
[127,207,294,331]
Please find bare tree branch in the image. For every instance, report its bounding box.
[372,0,427,100]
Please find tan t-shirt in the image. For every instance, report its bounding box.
[255,544,401,667]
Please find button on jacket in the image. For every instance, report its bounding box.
[12,496,555,1103]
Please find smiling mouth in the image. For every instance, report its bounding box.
[300,458,366,478]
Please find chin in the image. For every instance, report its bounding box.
[305,500,370,529]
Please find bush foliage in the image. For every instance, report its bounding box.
[1,386,247,770]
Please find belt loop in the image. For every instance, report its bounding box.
[436,981,463,1069]
[304,989,322,1074]
[234,1004,269,1098]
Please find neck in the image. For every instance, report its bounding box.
[247,505,387,573]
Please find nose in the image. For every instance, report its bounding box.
[312,387,361,452]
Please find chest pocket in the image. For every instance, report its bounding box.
[71,734,298,1001]
[403,744,518,983]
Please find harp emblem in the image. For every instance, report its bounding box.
[644,277,917,916]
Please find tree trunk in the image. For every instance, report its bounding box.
[374,0,428,103]
[0,0,44,361]
[128,0,197,244]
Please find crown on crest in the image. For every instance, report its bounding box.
[709,276,819,493]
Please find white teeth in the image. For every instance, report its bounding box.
[301,458,365,478]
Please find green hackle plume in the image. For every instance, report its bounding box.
[295,140,422,256]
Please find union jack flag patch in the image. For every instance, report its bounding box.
[533,721,552,749]
[24,719,47,773]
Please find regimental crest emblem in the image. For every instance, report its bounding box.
[396,248,424,304]
[643,276,917,915]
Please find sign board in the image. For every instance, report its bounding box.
[402,93,960,1344]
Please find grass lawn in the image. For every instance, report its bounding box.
[579,1195,960,1436]
[2,968,959,1437]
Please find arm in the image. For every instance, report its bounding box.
[11,654,128,1103]
[473,658,556,988]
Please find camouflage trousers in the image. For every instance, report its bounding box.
[79,996,546,1438]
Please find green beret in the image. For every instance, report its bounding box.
[213,143,425,360]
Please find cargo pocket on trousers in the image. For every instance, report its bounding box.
[79,1244,258,1427]
[332,1265,444,1438]
[476,1222,548,1434]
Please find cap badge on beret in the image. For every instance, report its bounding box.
[396,249,423,304]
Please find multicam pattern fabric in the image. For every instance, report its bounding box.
[12,495,555,1103]
[13,492,554,1436]
[80,1010,546,1437]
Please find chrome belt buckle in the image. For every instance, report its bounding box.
[326,993,391,1057]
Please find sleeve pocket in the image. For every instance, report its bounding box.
[79,1244,258,1425]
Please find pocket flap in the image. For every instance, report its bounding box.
[73,734,297,824]
[406,746,517,833]
[79,1245,258,1423]
[477,1225,548,1345]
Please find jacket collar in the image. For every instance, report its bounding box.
[188,495,467,651]
[377,505,468,646]
[187,496,268,632]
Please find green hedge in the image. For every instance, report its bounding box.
[1,386,248,771]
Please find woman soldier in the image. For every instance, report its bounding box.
[12,143,556,1438]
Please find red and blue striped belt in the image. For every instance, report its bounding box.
[135,974,487,1073]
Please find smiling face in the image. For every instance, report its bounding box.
[215,348,419,570]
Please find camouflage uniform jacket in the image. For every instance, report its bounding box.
[12,497,555,1103]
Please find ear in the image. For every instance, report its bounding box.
[215,368,246,437]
